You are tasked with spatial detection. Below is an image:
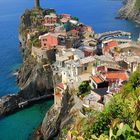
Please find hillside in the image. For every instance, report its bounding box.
[119,0,140,24]
[64,70,140,140]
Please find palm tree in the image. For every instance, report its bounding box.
[35,0,40,8]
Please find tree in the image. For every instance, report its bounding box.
[78,81,91,95]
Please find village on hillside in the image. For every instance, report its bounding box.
[24,5,140,112]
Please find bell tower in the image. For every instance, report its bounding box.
[35,0,40,8]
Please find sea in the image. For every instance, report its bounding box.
[0,0,140,139]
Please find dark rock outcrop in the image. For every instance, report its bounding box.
[0,9,54,116]
[40,89,84,140]
[119,0,140,24]
[41,89,74,139]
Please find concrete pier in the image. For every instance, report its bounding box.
[97,30,131,42]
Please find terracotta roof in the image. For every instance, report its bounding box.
[104,71,128,81]
[60,14,71,19]
[55,92,62,97]
[104,40,118,53]
[57,83,65,90]
[71,29,79,33]
[60,18,69,23]
[91,75,104,84]
[97,65,121,72]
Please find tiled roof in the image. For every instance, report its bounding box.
[55,92,62,97]
[71,29,79,33]
[57,83,65,90]
[104,71,128,81]
[104,40,118,53]
[60,14,71,19]
[60,18,69,23]
[91,75,104,84]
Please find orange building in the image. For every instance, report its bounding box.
[103,40,119,54]
[39,33,58,49]
[103,71,129,86]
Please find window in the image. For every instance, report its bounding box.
[44,43,46,46]
[84,67,87,70]
[43,39,47,42]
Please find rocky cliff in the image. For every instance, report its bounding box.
[119,0,140,24]
[0,9,54,116]
[39,88,84,140]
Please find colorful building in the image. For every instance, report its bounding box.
[44,13,58,24]
[54,83,67,107]
[43,13,58,32]
[39,33,58,49]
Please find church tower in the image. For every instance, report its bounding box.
[35,0,40,8]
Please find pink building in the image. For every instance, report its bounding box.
[60,14,71,19]
[39,33,58,49]
[44,13,58,32]
[44,13,58,24]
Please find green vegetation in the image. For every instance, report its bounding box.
[63,21,72,31]
[31,38,41,47]
[69,70,140,139]
[43,8,56,15]
[19,8,54,35]
[78,81,91,98]
[135,0,140,10]
[72,16,79,21]
[30,26,48,47]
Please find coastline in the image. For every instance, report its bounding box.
[0,0,139,120]
[0,9,55,117]
[0,90,54,117]
[119,0,140,26]
[0,0,140,139]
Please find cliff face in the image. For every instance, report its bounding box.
[40,89,83,140]
[17,9,54,99]
[119,0,140,24]
[0,9,54,116]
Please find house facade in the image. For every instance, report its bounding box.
[39,33,58,49]
[61,56,96,85]
[54,83,67,107]
[44,13,58,32]
[102,39,131,55]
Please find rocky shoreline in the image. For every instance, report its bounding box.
[0,41,54,117]
[119,0,140,25]
[1,0,140,139]
[0,9,55,117]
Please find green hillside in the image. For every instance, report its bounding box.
[66,70,140,140]
[135,0,140,10]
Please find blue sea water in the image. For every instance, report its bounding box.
[0,101,53,140]
[0,0,140,140]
